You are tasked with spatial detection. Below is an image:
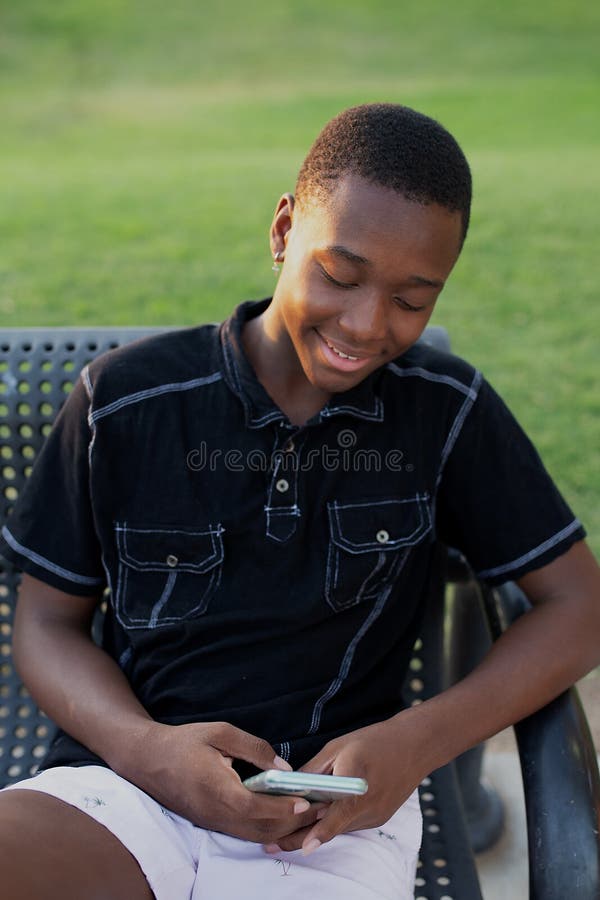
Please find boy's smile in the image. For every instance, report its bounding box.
[244,174,464,422]
[316,330,378,372]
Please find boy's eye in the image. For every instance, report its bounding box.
[393,297,427,313]
[319,266,357,289]
[319,264,427,312]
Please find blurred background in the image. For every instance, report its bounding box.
[1,0,598,552]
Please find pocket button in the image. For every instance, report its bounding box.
[166,554,179,567]
[376,529,390,544]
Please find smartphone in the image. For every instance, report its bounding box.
[243,770,368,803]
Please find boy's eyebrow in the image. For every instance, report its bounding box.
[325,245,445,288]
[406,273,445,288]
[326,245,370,266]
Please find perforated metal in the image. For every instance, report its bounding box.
[401,571,484,900]
[0,328,161,787]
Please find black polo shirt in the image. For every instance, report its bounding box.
[0,298,585,775]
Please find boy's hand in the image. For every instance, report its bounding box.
[262,713,427,855]
[130,720,327,844]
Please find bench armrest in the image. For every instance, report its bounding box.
[482,582,600,899]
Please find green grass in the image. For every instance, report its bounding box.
[1,0,599,553]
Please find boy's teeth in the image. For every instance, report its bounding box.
[326,340,359,360]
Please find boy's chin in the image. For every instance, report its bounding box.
[307,367,368,396]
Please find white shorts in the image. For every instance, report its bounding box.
[4,765,422,899]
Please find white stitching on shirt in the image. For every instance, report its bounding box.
[331,496,430,510]
[329,495,431,553]
[265,434,301,541]
[223,334,243,394]
[277,741,290,762]
[435,369,483,490]
[90,373,223,423]
[325,538,411,612]
[1,525,104,586]
[114,523,225,536]
[332,549,386,610]
[476,519,583,580]
[81,366,93,402]
[430,369,482,535]
[223,333,285,427]
[118,645,132,670]
[82,366,97,475]
[386,363,479,400]
[321,397,384,421]
[308,567,405,734]
[148,571,177,627]
[114,523,224,627]
[250,410,286,426]
[222,335,258,424]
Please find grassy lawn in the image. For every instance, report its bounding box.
[1,0,598,552]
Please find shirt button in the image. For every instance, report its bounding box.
[376,529,390,544]
[166,554,179,567]
[276,478,289,493]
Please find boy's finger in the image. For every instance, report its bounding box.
[261,803,331,852]
[235,782,312,821]
[300,799,359,855]
[207,722,292,772]
[264,823,313,853]
[266,800,358,853]
[296,746,336,775]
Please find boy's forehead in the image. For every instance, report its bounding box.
[301,174,411,225]
[295,174,463,269]
[300,174,447,234]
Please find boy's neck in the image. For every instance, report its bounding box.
[241,312,331,427]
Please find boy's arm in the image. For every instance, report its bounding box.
[269,539,600,855]
[12,574,325,841]
[13,576,155,763]
[411,539,600,769]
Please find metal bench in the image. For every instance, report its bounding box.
[1,326,599,899]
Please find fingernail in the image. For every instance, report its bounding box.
[273,755,293,771]
[316,807,328,820]
[263,843,281,854]
[294,799,310,814]
[302,838,322,856]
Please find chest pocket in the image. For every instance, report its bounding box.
[325,496,432,612]
[114,523,224,629]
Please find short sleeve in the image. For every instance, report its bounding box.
[436,377,585,585]
[0,375,106,596]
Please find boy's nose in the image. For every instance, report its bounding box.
[337,293,388,347]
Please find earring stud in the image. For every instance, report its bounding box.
[272,251,284,273]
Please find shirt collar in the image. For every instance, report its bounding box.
[220,298,384,429]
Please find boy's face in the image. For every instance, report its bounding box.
[269,173,464,396]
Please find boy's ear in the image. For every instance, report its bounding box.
[270,193,295,256]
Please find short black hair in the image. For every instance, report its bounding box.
[295,103,472,243]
